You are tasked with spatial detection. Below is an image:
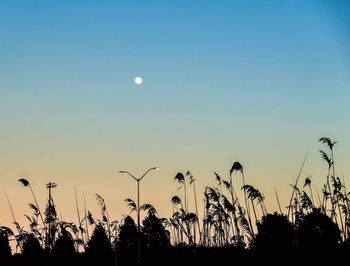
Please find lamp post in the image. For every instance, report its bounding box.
[118,167,158,265]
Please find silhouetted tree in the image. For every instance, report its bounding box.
[116,215,138,265]
[52,229,76,266]
[44,192,58,251]
[117,215,137,249]
[255,213,294,255]
[141,213,170,266]
[86,223,114,266]
[297,208,341,251]
[142,212,170,248]
[22,233,44,266]
[0,232,12,264]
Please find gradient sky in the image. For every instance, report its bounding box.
[0,0,350,229]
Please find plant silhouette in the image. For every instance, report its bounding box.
[142,212,170,248]
[21,233,44,266]
[2,137,350,265]
[255,213,294,256]
[116,215,138,265]
[85,223,115,266]
[52,229,77,266]
[0,232,12,264]
[297,208,341,251]
[117,215,138,249]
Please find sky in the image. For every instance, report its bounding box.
[0,0,349,230]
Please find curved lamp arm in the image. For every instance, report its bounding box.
[119,170,138,181]
[139,167,158,181]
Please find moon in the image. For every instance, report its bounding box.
[134,76,143,85]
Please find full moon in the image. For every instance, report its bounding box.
[134,76,143,85]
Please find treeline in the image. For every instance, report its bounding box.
[1,137,350,265]
[0,213,171,266]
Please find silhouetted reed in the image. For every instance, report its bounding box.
[0,137,350,265]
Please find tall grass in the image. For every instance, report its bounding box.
[1,137,349,252]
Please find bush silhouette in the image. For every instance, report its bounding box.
[86,223,115,266]
[141,213,171,266]
[255,213,294,254]
[297,209,341,251]
[0,232,12,264]
[116,215,138,265]
[21,233,44,266]
[52,229,76,266]
[142,212,170,248]
[117,215,138,249]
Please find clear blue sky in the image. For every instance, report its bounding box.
[0,0,349,224]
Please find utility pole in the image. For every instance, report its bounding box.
[46,182,57,252]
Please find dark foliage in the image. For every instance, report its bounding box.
[142,212,170,248]
[85,223,115,266]
[52,229,76,266]
[0,233,11,264]
[21,234,44,266]
[116,215,138,265]
[140,213,171,266]
[255,213,294,255]
[117,215,138,249]
[4,137,350,265]
[297,208,341,251]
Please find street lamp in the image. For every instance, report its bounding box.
[118,167,158,265]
